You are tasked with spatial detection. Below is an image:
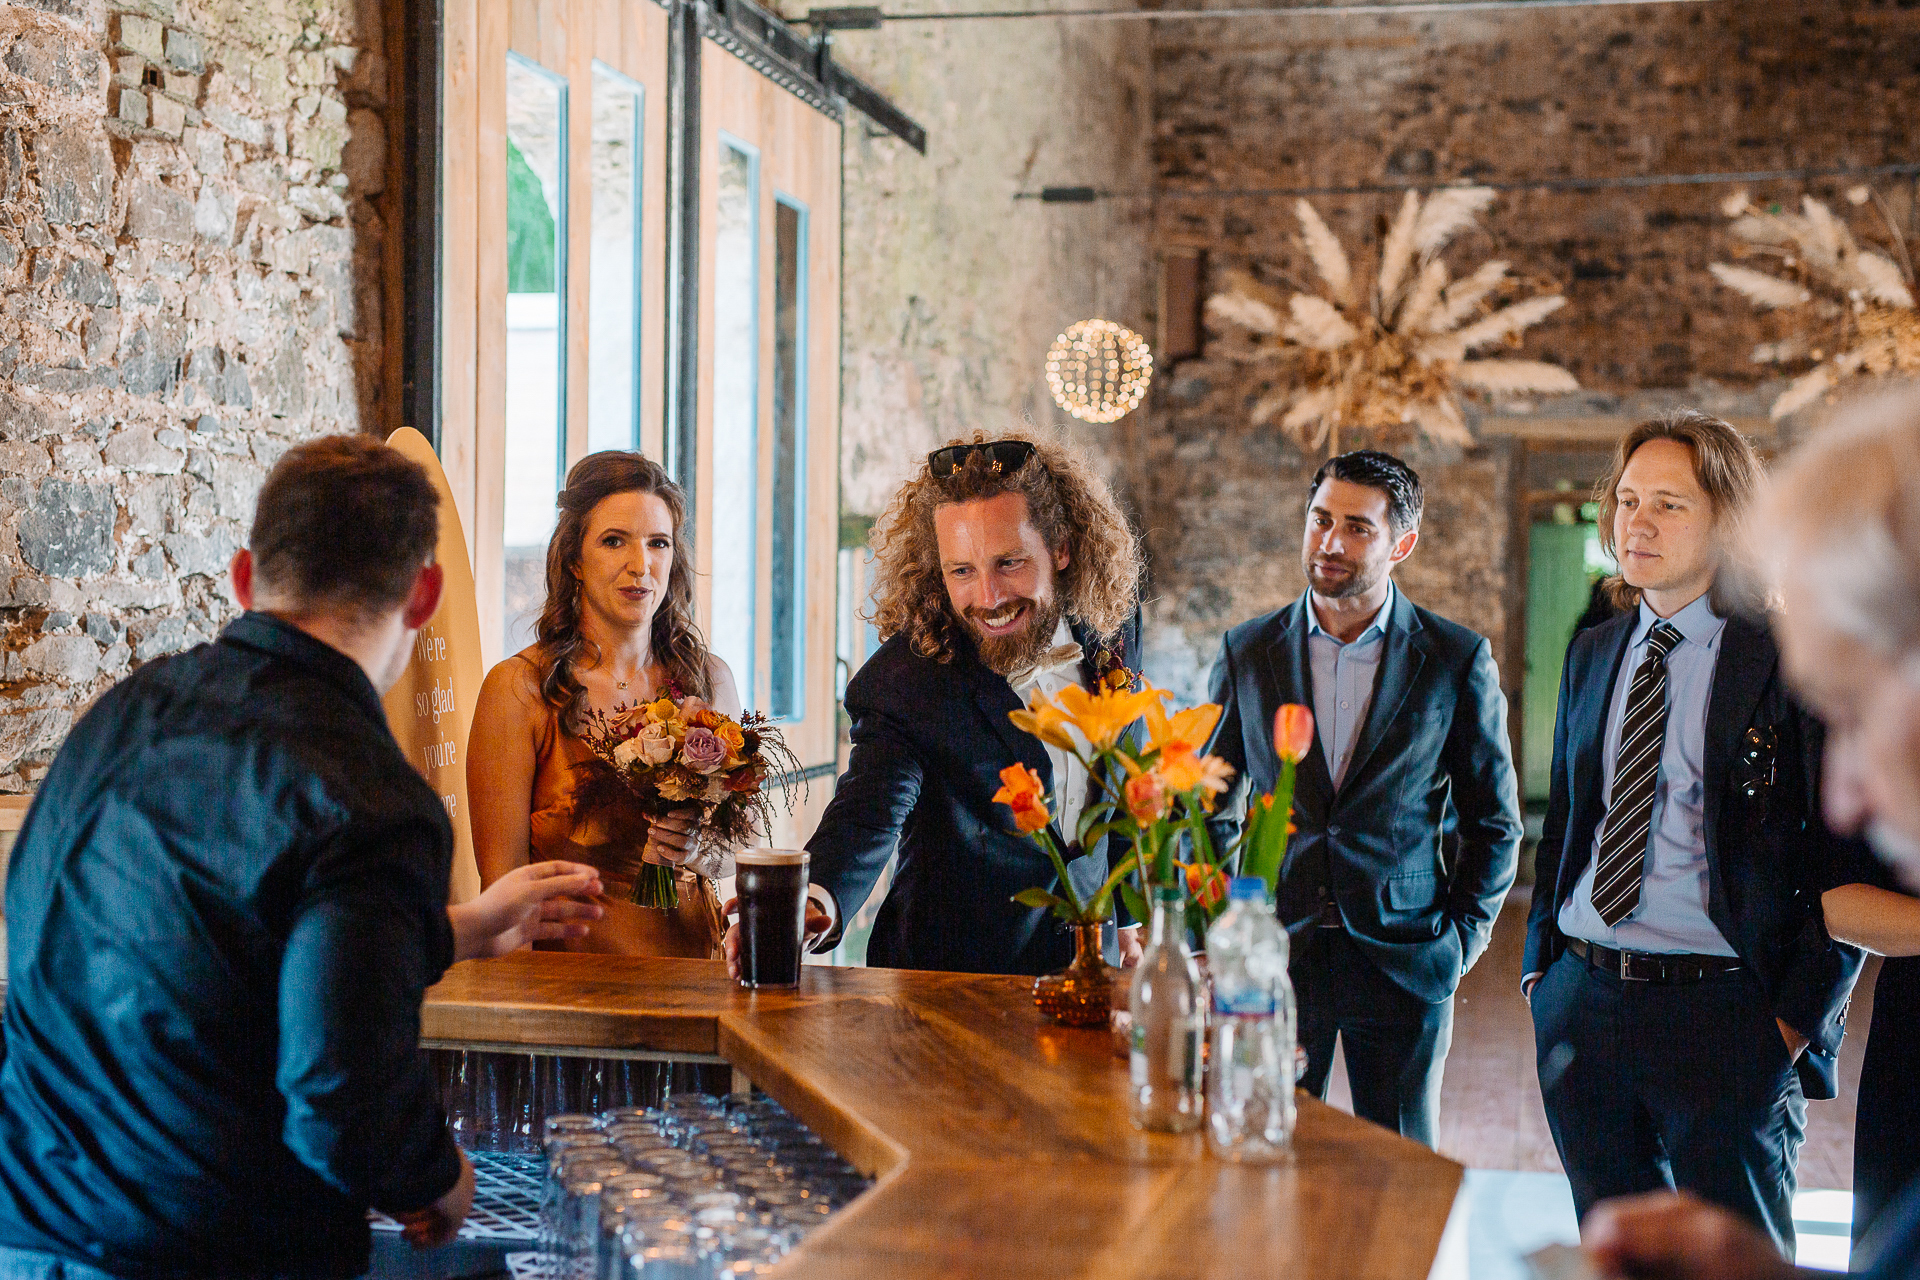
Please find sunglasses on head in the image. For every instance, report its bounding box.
[926,439,1037,479]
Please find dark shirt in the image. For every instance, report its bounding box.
[0,613,462,1279]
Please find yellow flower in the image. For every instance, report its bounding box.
[1009,691,1078,754]
[645,697,679,724]
[1049,681,1166,750]
[1144,700,1223,757]
[715,721,746,755]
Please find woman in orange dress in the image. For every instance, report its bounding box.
[468,452,742,957]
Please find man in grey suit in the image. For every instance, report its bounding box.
[1207,450,1522,1147]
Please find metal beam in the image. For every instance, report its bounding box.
[665,0,705,514]
[400,0,443,449]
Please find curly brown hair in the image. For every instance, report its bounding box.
[868,430,1142,663]
[533,451,714,720]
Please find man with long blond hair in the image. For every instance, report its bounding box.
[1524,410,1863,1254]
[802,431,1148,975]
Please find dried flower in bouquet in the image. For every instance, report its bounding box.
[575,696,803,908]
[1204,188,1576,454]
[1709,188,1920,421]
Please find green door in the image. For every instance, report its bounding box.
[1524,522,1600,804]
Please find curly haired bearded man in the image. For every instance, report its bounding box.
[798,432,1147,975]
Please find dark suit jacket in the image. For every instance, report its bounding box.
[1523,608,1865,1100]
[808,614,1142,976]
[1207,590,1522,1004]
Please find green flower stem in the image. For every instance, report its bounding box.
[631,860,680,909]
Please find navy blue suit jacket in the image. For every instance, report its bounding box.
[1524,608,1865,1099]
[1206,590,1523,1003]
[807,614,1141,976]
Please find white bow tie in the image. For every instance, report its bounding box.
[1008,642,1086,693]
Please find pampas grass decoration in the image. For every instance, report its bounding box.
[1202,188,1575,453]
[1710,188,1920,419]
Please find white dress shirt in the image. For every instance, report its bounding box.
[1008,619,1093,844]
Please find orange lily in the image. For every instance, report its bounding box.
[1157,744,1234,800]
[993,762,1053,834]
[1273,704,1315,764]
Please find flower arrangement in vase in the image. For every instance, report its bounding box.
[992,666,1316,1025]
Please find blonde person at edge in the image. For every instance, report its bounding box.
[468,452,745,957]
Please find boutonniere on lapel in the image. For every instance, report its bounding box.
[1733,725,1779,814]
[1089,641,1139,692]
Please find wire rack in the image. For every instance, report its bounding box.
[368,1150,545,1242]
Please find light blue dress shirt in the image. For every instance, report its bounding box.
[1557,593,1735,956]
[1306,582,1393,791]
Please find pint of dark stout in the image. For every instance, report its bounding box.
[735,849,810,988]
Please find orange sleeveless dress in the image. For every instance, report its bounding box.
[525,682,724,959]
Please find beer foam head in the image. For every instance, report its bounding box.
[737,848,809,866]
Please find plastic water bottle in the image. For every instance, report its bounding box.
[1205,876,1296,1161]
[1129,885,1205,1133]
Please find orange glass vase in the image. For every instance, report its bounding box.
[1033,923,1120,1027]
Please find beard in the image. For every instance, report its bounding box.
[962,594,1065,677]
[1304,552,1385,601]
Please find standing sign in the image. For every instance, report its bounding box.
[382,427,485,905]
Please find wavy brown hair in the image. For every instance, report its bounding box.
[1594,410,1767,615]
[534,451,713,719]
[869,429,1142,663]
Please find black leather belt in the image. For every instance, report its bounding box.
[1566,937,1743,983]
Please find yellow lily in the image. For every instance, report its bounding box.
[1144,700,1223,756]
[1050,681,1166,750]
[1008,690,1079,754]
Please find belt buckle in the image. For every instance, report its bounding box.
[1618,950,1655,982]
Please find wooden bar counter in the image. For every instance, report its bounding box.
[423,952,1463,1279]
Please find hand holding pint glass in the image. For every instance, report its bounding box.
[724,850,828,987]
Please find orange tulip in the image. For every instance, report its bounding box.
[1273,704,1315,764]
[1182,860,1228,909]
[1123,768,1170,824]
[993,763,1053,834]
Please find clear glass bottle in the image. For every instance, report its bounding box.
[1205,876,1296,1161]
[1129,885,1204,1133]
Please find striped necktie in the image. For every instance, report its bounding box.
[1590,621,1685,928]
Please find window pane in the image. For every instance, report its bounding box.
[589,63,642,455]
[770,198,805,720]
[503,53,567,657]
[710,141,759,707]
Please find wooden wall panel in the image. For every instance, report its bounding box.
[701,48,843,804]
[442,0,480,558]
[473,0,510,669]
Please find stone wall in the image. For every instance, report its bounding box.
[0,0,389,791]
[1132,1,1920,701]
[830,17,1157,523]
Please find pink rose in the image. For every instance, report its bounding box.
[608,703,648,739]
[680,726,728,774]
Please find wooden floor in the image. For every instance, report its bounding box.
[1325,886,1874,1189]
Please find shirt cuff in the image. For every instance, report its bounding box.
[806,884,839,953]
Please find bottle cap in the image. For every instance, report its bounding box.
[1228,876,1268,903]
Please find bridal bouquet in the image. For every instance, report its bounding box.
[577,696,801,908]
